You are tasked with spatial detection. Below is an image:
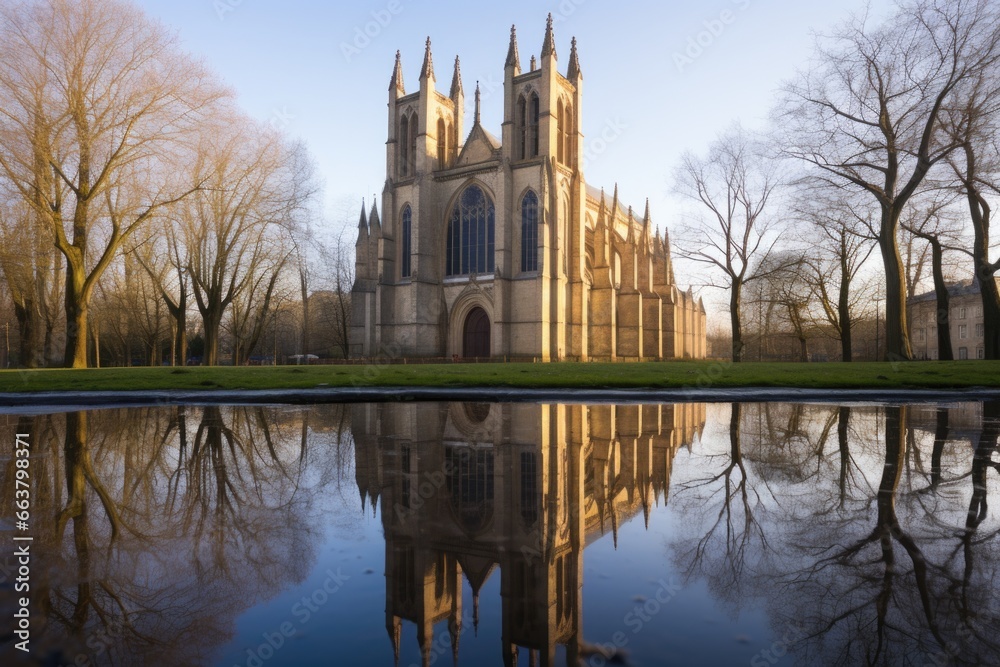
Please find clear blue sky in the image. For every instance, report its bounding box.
[133,0,893,294]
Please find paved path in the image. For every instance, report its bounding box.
[2,386,1000,413]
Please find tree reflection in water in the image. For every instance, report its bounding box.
[669,402,1000,666]
[1,405,346,667]
[1,400,997,667]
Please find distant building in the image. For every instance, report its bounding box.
[907,279,997,360]
[349,16,707,361]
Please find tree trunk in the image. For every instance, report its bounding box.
[839,255,853,362]
[175,303,187,367]
[300,266,310,357]
[963,143,999,359]
[981,275,1000,360]
[63,277,89,369]
[927,238,953,361]
[879,210,912,362]
[730,281,744,363]
[13,299,37,368]
[202,309,222,366]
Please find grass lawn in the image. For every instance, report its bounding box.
[0,360,997,393]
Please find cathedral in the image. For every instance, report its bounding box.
[350,15,707,361]
[352,401,707,665]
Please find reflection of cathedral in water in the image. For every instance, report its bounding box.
[352,402,706,666]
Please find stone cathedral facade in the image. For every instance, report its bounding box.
[350,16,707,361]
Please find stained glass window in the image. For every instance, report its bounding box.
[446,185,495,276]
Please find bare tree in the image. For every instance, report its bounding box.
[946,76,1000,358]
[673,124,782,362]
[780,0,1000,361]
[794,189,877,361]
[902,196,966,360]
[0,0,227,368]
[183,119,313,366]
[0,195,63,366]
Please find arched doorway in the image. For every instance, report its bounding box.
[463,307,491,358]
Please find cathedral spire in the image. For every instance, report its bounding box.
[420,37,435,82]
[389,51,405,95]
[641,198,652,250]
[387,617,402,667]
[610,184,619,227]
[505,24,521,73]
[357,199,369,238]
[449,613,461,665]
[541,13,557,60]
[450,55,463,100]
[474,81,481,125]
[369,200,381,237]
[567,37,582,80]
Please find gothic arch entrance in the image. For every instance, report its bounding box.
[463,307,491,358]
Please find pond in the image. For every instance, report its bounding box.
[1,400,998,666]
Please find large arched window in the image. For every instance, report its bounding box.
[446,185,495,276]
[521,190,539,272]
[400,205,412,279]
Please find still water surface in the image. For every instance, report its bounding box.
[1,401,998,667]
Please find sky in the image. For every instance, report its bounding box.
[131,0,896,309]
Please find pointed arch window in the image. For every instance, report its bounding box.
[529,94,540,158]
[437,118,447,169]
[564,103,575,166]
[408,113,418,175]
[400,205,412,279]
[517,95,527,160]
[521,190,539,273]
[399,114,410,177]
[556,99,565,163]
[446,185,495,276]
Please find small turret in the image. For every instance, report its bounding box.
[450,55,463,101]
[641,199,652,252]
[356,199,369,243]
[505,24,521,74]
[369,200,382,238]
[419,37,435,84]
[541,13,557,60]
[567,36,582,80]
[389,50,405,95]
